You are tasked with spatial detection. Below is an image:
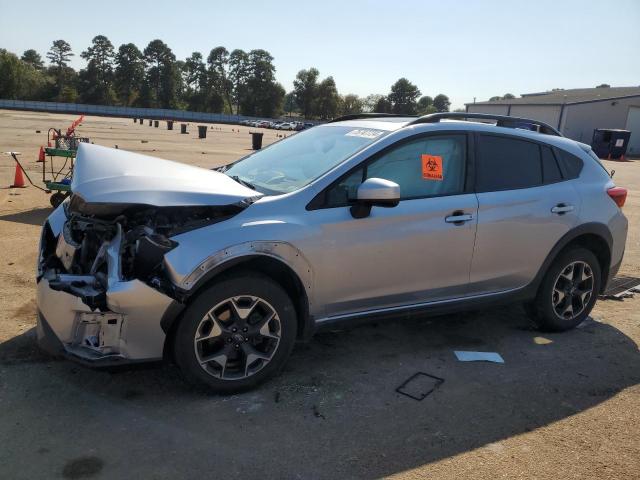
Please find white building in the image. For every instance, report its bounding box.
[466,87,640,156]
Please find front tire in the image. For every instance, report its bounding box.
[174,273,297,393]
[527,247,601,332]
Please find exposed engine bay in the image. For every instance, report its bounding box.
[40,194,245,311]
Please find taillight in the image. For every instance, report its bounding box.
[607,187,627,208]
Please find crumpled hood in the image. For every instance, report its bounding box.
[71,143,262,206]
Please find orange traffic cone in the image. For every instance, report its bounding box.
[37,146,45,163]
[10,164,27,188]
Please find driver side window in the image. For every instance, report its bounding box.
[323,134,467,208]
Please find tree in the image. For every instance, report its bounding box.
[284,91,297,116]
[21,49,44,70]
[341,94,363,115]
[228,49,250,114]
[502,93,515,99]
[240,49,283,117]
[417,95,434,113]
[182,51,208,111]
[142,39,177,108]
[293,68,319,118]
[207,46,232,112]
[114,43,145,106]
[46,40,73,98]
[433,94,451,112]
[388,78,421,114]
[596,83,610,88]
[0,49,46,99]
[363,94,384,112]
[315,76,340,119]
[79,35,116,104]
[373,96,392,113]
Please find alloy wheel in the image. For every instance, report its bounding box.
[551,261,595,320]
[193,295,281,380]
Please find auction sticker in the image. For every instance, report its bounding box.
[345,129,385,139]
[421,154,443,181]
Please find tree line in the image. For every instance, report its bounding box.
[0,36,452,119]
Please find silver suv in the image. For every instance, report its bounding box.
[36,113,628,392]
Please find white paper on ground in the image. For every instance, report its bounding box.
[454,351,505,363]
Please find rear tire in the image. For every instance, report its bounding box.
[173,273,297,393]
[527,247,601,332]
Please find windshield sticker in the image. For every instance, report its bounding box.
[421,154,443,181]
[345,128,385,139]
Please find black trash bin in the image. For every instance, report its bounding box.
[198,126,207,139]
[591,129,632,159]
[181,123,188,134]
[251,132,264,150]
[154,120,159,128]
[167,120,174,131]
[148,119,152,126]
[140,118,145,125]
[133,118,137,124]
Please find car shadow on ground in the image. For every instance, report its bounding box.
[0,304,638,479]
[0,206,51,226]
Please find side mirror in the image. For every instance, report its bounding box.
[350,178,400,219]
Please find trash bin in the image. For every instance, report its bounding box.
[167,121,174,131]
[133,118,137,124]
[148,119,152,126]
[140,118,144,125]
[154,120,159,128]
[198,125,207,139]
[591,129,632,160]
[251,132,264,150]
[181,123,188,134]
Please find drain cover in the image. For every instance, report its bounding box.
[396,372,444,401]
[602,275,640,298]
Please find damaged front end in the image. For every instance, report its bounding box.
[37,195,245,364]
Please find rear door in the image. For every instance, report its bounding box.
[469,133,581,294]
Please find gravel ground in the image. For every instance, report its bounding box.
[0,111,638,480]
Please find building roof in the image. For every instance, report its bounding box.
[468,86,640,106]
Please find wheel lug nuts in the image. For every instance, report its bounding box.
[244,337,249,341]
[232,327,237,332]
[227,338,232,343]
[234,344,239,348]
[242,327,248,332]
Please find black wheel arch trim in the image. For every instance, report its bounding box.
[163,254,314,344]
[529,222,613,295]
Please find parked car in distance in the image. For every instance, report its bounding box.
[36,113,628,393]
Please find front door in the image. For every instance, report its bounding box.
[302,133,478,319]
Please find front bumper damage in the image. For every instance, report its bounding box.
[36,204,176,365]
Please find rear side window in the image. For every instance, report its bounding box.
[476,135,542,191]
[541,146,563,183]
[554,148,584,179]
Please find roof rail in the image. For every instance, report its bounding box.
[406,112,563,136]
[328,113,418,123]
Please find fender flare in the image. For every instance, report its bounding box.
[161,241,315,341]
[529,222,612,295]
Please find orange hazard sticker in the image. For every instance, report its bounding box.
[421,154,443,181]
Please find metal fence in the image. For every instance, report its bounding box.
[0,99,290,125]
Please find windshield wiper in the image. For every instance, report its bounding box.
[229,175,256,190]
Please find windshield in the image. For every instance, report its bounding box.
[223,125,387,194]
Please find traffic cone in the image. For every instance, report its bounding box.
[37,146,45,163]
[10,164,27,188]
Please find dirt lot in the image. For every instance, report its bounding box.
[0,110,638,480]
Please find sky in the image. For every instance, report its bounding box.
[1,0,639,109]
